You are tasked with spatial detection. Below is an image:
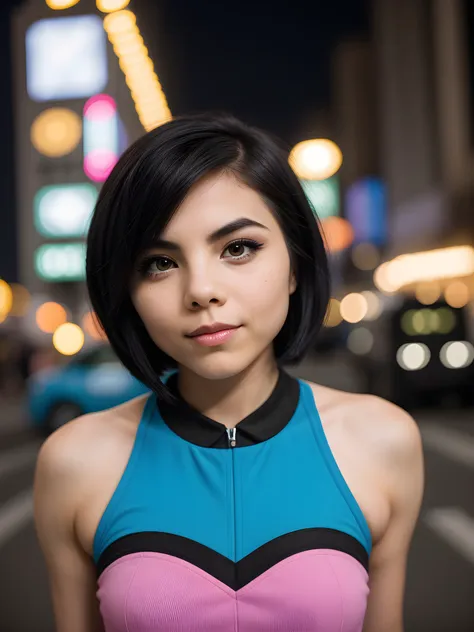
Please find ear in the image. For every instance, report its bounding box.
[289,270,297,295]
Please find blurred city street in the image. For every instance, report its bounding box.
[0,354,473,632]
[1,0,474,629]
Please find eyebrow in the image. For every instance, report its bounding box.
[149,218,269,251]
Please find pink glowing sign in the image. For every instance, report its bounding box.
[83,93,117,120]
[83,94,119,182]
[84,149,118,182]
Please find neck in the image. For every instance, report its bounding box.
[176,350,280,429]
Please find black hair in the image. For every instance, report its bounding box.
[86,113,330,399]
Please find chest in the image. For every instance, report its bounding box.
[77,430,388,563]
[96,548,369,632]
[77,415,385,562]
[76,408,382,632]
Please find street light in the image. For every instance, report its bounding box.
[97,0,130,12]
[46,0,81,8]
[31,108,82,158]
[53,323,85,356]
[0,280,13,323]
[289,139,343,180]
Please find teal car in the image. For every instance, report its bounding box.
[27,345,149,434]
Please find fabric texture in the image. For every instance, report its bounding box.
[94,374,372,631]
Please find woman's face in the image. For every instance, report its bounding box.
[130,171,296,380]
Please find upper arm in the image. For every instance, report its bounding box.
[34,421,105,632]
[362,401,425,632]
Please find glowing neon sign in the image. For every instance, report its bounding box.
[26,15,107,102]
[35,243,86,282]
[34,184,98,238]
[300,177,340,219]
[83,94,119,182]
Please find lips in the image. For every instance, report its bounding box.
[186,323,239,337]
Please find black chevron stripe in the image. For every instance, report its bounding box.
[96,527,369,590]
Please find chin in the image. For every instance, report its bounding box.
[182,352,256,382]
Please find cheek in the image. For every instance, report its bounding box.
[131,285,177,341]
[239,254,292,324]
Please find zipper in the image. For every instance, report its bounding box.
[226,427,238,582]
[226,427,237,448]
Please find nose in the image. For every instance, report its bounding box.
[183,267,226,310]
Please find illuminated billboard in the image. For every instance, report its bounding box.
[26,15,108,101]
[31,108,82,157]
[345,178,387,246]
[300,177,340,219]
[35,243,86,281]
[34,184,98,238]
[83,94,119,182]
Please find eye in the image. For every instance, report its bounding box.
[227,242,246,257]
[222,239,264,261]
[151,257,175,272]
[138,256,177,278]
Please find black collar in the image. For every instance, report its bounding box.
[157,370,300,448]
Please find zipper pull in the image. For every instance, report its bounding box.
[226,427,237,448]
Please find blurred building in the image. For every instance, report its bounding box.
[333,0,474,278]
[331,36,387,287]
[11,0,169,323]
[332,38,379,190]
[330,1,474,403]
[376,0,474,259]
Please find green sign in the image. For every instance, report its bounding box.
[300,177,340,219]
[34,183,98,238]
[35,243,86,282]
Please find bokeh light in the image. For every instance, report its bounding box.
[440,341,474,369]
[102,9,171,131]
[83,94,119,182]
[324,298,343,328]
[401,308,456,336]
[103,8,136,33]
[437,308,457,334]
[321,217,354,253]
[400,310,416,336]
[340,293,368,324]
[347,327,374,355]
[0,280,13,323]
[289,139,343,180]
[31,108,82,158]
[96,0,130,12]
[45,0,80,8]
[374,246,474,293]
[83,93,117,119]
[415,281,441,305]
[396,343,431,371]
[360,291,382,321]
[35,243,86,282]
[83,149,118,182]
[444,280,470,308]
[35,184,98,238]
[53,323,85,356]
[36,302,67,333]
[373,261,397,294]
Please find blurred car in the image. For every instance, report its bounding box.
[27,344,149,434]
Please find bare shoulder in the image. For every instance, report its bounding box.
[306,381,423,463]
[35,393,150,517]
[37,393,149,473]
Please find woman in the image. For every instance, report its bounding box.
[34,114,424,632]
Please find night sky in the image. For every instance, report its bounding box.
[0,0,369,282]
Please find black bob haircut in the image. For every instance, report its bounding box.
[86,113,330,400]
